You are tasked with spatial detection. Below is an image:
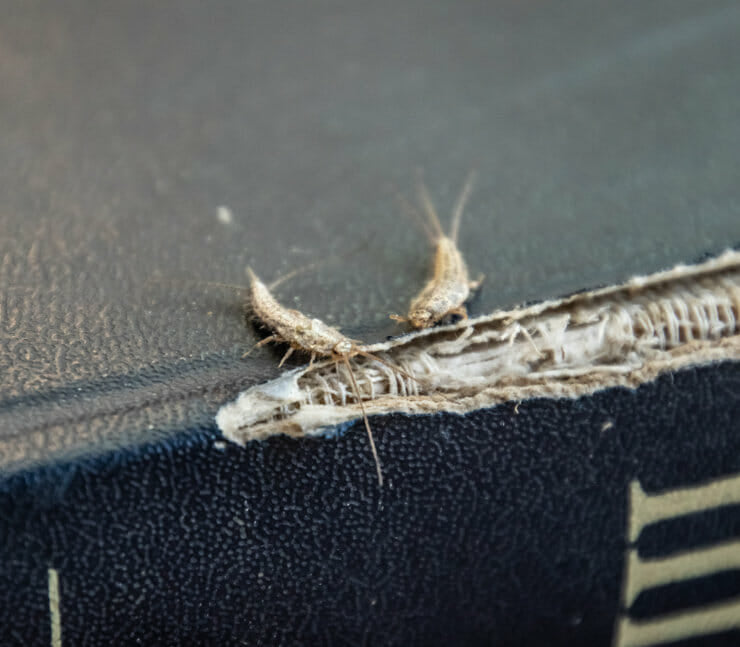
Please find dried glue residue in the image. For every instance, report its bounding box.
[217,206,233,225]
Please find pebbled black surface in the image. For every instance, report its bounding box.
[1,362,739,646]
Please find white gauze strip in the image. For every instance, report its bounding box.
[218,250,740,443]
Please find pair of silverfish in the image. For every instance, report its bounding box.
[244,175,482,486]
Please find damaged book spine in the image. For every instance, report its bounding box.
[217,249,740,444]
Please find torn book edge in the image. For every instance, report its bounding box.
[217,249,740,443]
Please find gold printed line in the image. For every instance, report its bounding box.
[629,474,740,543]
[48,568,62,647]
[614,596,740,647]
[624,538,740,607]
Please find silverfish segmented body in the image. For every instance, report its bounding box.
[394,173,483,329]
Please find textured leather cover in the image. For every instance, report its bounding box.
[1,362,739,646]
[1,1,740,645]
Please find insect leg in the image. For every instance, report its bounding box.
[278,347,295,367]
[469,273,485,292]
[242,334,278,358]
[342,355,383,486]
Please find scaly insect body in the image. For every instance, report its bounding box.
[248,268,355,362]
[408,236,477,328]
[151,261,395,485]
[248,266,427,487]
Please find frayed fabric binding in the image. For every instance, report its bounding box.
[217,250,740,444]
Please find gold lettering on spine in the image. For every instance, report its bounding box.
[628,476,740,543]
[48,567,62,647]
[616,598,740,647]
[614,477,740,647]
[623,539,740,608]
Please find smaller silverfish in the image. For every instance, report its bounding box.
[392,172,483,329]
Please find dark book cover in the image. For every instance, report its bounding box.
[1,2,739,645]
